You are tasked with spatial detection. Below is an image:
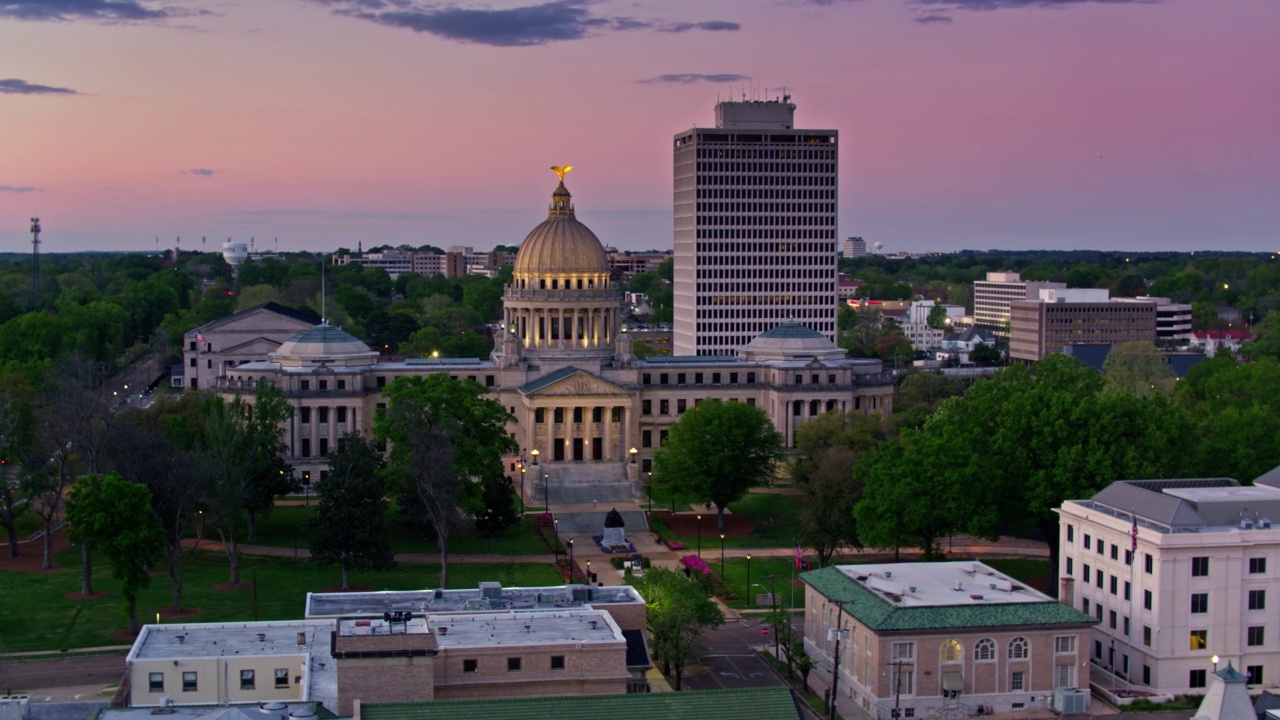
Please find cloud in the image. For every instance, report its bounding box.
[309,0,738,46]
[0,185,41,193]
[914,0,1158,10]
[0,78,79,95]
[184,168,217,177]
[914,13,953,22]
[639,73,751,85]
[0,0,202,22]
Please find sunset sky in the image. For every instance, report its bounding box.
[2,0,1277,255]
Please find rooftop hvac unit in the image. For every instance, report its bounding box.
[0,696,30,720]
[479,582,503,600]
[1053,688,1090,715]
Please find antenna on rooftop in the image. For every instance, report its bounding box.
[29,216,41,295]
[321,260,327,326]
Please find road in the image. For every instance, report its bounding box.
[0,654,125,695]
[680,612,804,692]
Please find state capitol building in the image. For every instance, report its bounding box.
[189,177,895,496]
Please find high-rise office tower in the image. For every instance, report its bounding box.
[673,100,839,356]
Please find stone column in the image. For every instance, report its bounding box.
[603,405,612,461]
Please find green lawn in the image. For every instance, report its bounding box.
[715,556,807,610]
[247,505,550,556]
[670,492,805,550]
[979,558,1052,585]
[0,548,559,653]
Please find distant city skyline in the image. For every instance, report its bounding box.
[1,0,1277,254]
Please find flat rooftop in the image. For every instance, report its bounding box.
[304,584,643,619]
[126,621,337,710]
[428,609,623,649]
[98,702,326,720]
[837,562,1050,608]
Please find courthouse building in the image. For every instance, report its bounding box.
[195,175,894,487]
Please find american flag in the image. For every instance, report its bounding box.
[794,539,804,570]
[196,332,206,345]
[1130,513,1139,552]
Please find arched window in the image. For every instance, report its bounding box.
[941,639,962,663]
[1009,637,1029,660]
[974,638,996,662]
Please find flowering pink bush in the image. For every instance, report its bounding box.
[680,555,712,575]
[666,540,684,551]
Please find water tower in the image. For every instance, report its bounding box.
[222,239,249,278]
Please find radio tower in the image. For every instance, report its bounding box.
[30,217,41,294]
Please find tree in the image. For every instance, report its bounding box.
[375,374,516,588]
[199,385,293,587]
[1244,309,1280,361]
[474,474,520,541]
[652,401,783,532]
[310,433,393,590]
[0,388,30,558]
[792,410,885,486]
[103,403,205,613]
[798,448,864,567]
[1176,356,1280,482]
[634,567,724,691]
[65,474,162,631]
[969,342,1002,367]
[854,435,960,559]
[1102,341,1174,396]
[926,304,949,330]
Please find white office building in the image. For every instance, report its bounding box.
[1057,467,1280,694]
[973,272,1066,337]
[673,100,838,356]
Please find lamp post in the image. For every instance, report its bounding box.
[629,447,637,464]
[746,554,752,606]
[554,518,560,563]
[543,472,550,512]
[647,472,653,514]
[720,534,725,578]
[567,539,575,583]
[696,514,702,558]
[586,560,592,585]
[762,574,780,661]
[519,465,526,516]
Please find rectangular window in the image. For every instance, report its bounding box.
[1095,605,1103,621]
[319,438,328,457]
[1191,593,1208,614]
[1143,626,1151,647]
[1054,636,1076,654]
[659,430,668,445]
[240,669,255,690]
[336,379,346,390]
[677,373,686,385]
[1192,556,1209,576]
[1109,610,1117,630]
[1111,545,1119,561]
[1110,576,1118,595]
[642,400,652,416]
[1125,550,1133,566]
[659,399,669,415]
[730,372,739,384]
[1083,563,1091,583]
[1248,626,1265,646]
[1190,629,1207,650]
[1189,669,1207,689]
[1124,617,1130,636]
[189,357,196,367]
[1248,665,1264,686]
[1124,581,1131,601]
[550,655,565,670]
[535,408,545,423]
[642,430,652,448]
[1055,664,1076,689]
[1145,553,1153,573]
[301,439,311,457]
[1083,534,1091,550]
[1143,589,1152,610]
[677,399,687,414]
[642,374,651,385]
[659,373,668,385]
[890,668,914,696]
[747,372,756,383]
[891,642,915,661]
[1097,540,1105,556]
[695,373,704,384]
[1066,557,1074,576]
[318,380,328,391]
[712,372,721,384]
[507,657,521,672]
[1011,671,1025,692]
[275,669,289,688]
[1251,557,1267,574]
[1067,524,1074,542]
[554,408,564,423]
[336,407,347,423]
[1096,569,1104,589]
[182,672,197,692]
[592,407,602,422]
[1143,665,1151,686]
[485,375,495,387]
[463,659,478,674]
[301,407,311,424]
[301,380,310,390]
[149,673,164,693]
[1250,589,1266,610]
[376,375,386,388]
[573,407,583,423]
[1082,598,1090,614]
[318,407,329,424]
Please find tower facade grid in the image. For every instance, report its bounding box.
[673,101,839,357]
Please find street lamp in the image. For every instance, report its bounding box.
[647,472,653,514]
[586,560,592,585]
[696,515,702,558]
[519,466,526,515]
[746,554,752,606]
[544,472,550,511]
[720,534,726,578]
[530,448,540,465]
[554,518,560,564]
[568,539,575,584]
[629,447,638,464]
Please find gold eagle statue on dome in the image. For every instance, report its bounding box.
[550,165,574,181]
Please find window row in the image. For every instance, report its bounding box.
[934,636,1036,663]
[461,655,565,674]
[694,187,835,200]
[148,668,290,693]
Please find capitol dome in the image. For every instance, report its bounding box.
[513,181,610,278]
[739,321,847,362]
[269,323,379,367]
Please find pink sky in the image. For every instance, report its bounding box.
[2,0,1278,254]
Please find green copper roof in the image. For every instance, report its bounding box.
[359,687,801,720]
[757,321,825,340]
[286,324,362,344]
[801,566,1097,632]
[519,366,583,395]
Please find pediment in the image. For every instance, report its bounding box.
[521,368,632,398]
[221,336,285,355]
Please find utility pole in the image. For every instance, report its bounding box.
[763,573,780,661]
[829,599,848,720]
